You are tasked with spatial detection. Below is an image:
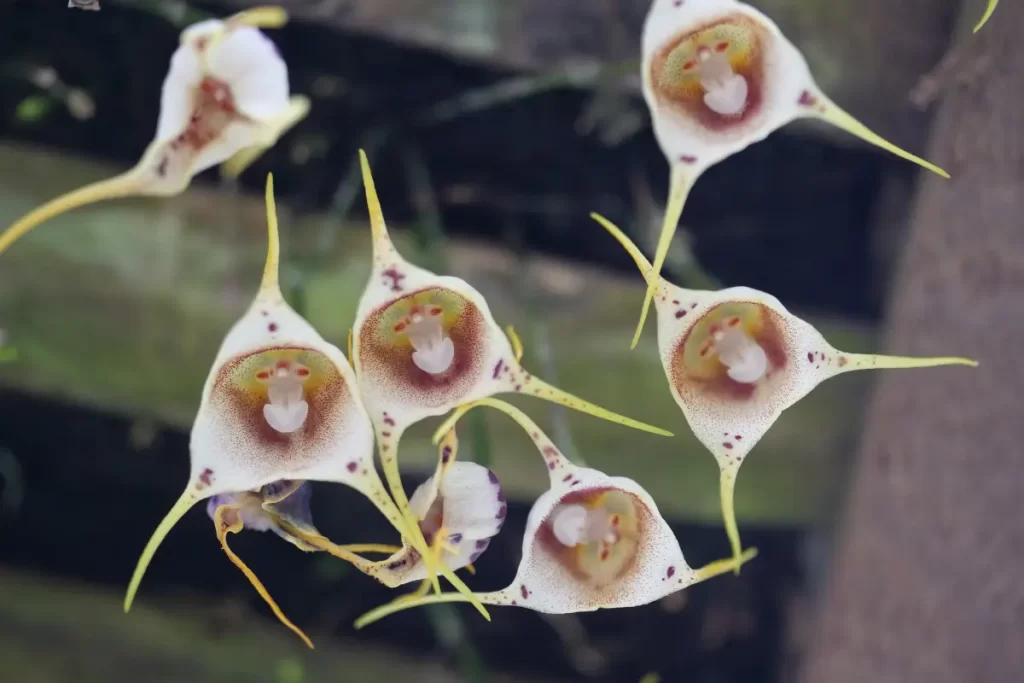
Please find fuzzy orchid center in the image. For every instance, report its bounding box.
[176,76,239,151]
[696,46,748,116]
[711,326,768,384]
[395,306,454,375]
[258,362,310,433]
[551,504,622,548]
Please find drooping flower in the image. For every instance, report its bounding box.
[0,7,308,257]
[349,150,674,604]
[206,480,319,647]
[123,175,407,643]
[591,212,977,565]
[353,398,755,628]
[628,0,949,348]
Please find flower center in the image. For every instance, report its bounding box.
[257,361,310,433]
[176,76,239,151]
[710,327,768,384]
[551,504,621,548]
[696,46,748,116]
[394,306,455,375]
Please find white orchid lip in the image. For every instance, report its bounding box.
[537,487,643,587]
[208,346,342,449]
[259,359,311,433]
[359,287,487,407]
[647,13,767,132]
[672,302,787,400]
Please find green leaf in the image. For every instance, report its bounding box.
[14,95,52,123]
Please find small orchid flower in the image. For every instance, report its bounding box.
[349,150,674,601]
[974,0,999,32]
[270,427,500,620]
[206,480,319,647]
[353,398,755,628]
[123,175,410,638]
[628,0,950,349]
[0,7,309,258]
[591,213,978,565]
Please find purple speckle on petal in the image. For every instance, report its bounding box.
[496,504,507,520]
[487,469,499,485]
[475,539,489,550]
[448,533,463,545]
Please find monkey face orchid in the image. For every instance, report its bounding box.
[353,398,755,628]
[629,0,949,348]
[592,213,977,565]
[350,150,673,597]
[123,176,408,644]
[0,7,309,258]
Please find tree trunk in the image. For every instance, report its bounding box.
[797,2,1024,682]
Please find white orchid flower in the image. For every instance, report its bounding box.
[0,6,309,257]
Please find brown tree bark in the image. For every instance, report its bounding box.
[798,2,1024,682]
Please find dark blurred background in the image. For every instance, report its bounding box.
[1,1,1019,682]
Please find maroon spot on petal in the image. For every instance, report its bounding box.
[383,415,396,427]
[387,558,407,569]
[676,310,687,319]
[735,435,743,441]
[679,155,698,164]
[673,0,683,6]
[261,310,269,317]
[838,356,848,367]
[198,468,214,487]
[807,351,815,363]
[672,300,680,305]
[442,446,452,463]
[382,268,406,292]
[542,446,558,458]
[382,431,391,438]
[570,479,581,487]
[723,442,733,450]
[346,461,358,472]
[690,302,697,309]
[548,461,556,470]
[667,565,676,579]
[514,384,522,392]
[268,322,278,333]
[562,474,573,482]
[520,584,530,599]
[492,359,504,379]
[798,90,818,107]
